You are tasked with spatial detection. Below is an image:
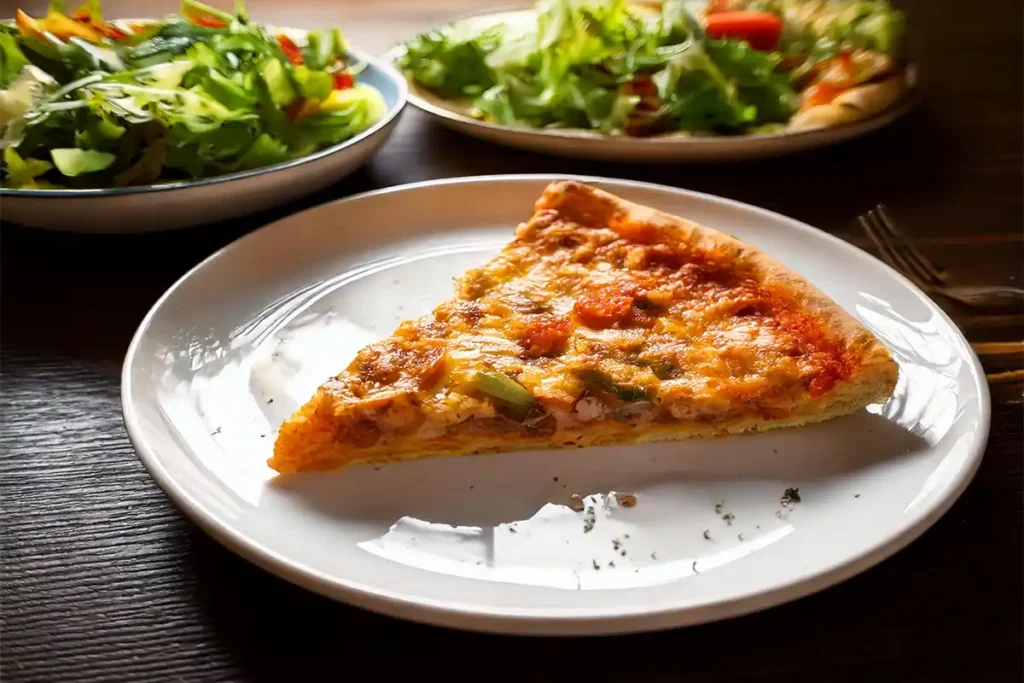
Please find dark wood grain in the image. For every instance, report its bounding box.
[2,1,1022,681]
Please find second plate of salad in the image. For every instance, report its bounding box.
[388,0,917,162]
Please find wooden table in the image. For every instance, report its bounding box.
[2,1,1021,680]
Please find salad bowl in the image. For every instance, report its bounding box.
[0,6,407,233]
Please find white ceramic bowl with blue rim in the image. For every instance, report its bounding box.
[0,47,407,234]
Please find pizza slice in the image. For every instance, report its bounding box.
[269,181,898,474]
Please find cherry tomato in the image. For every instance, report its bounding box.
[705,11,783,51]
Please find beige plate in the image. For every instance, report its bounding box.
[385,7,919,163]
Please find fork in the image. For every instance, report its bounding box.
[858,204,1024,311]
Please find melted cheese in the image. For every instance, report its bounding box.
[316,203,853,451]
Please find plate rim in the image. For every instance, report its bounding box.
[0,46,408,199]
[121,174,990,635]
[382,6,921,153]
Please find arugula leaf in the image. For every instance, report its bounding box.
[125,36,196,68]
[153,17,223,41]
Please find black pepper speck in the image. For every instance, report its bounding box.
[781,487,802,508]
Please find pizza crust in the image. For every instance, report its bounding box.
[789,70,911,131]
[273,370,895,473]
[534,180,899,410]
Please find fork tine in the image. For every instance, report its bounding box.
[875,204,949,286]
[866,208,941,287]
[861,212,929,289]
[859,214,927,289]
[859,215,894,265]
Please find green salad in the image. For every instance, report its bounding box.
[0,0,387,190]
[397,0,905,136]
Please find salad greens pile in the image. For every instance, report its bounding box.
[397,0,904,136]
[0,0,387,189]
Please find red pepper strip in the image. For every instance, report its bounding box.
[190,15,227,29]
[333,71,354,90]
[276,34,304,65]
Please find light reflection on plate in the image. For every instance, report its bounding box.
[357,493,795,591]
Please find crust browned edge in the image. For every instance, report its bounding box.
[534,180,900,412]
[789,70,911,131]
[269,181,899,474]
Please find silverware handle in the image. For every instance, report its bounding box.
[947,285,1024,310]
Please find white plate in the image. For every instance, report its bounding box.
[0,43,406,234]
[122,175,988,635]
[386,7,918,163]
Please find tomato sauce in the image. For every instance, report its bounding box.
[518,314,572,357]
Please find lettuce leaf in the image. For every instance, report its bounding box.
[754,0,906,58]
[0,32,30,87]
[51,147,115,175]
[397,26,501,98]
[707,40,797,123]
[232,132,289,170]
[399,0,801,135]
[2,146,53,187]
